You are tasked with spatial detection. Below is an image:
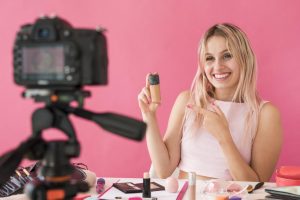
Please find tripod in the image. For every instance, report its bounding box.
[0,90,147,200]
[25,102,88,199]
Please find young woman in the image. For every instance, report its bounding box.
[138,23,282,181]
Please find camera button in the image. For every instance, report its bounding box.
[64,66,71,74]
[22,34,29,40]
[66,75,73,81]
[63,29,71,37]
[69,66,76,73]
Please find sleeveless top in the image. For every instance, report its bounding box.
[178,100,267,180]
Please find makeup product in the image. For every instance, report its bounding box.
[142,172,151,198]
[226,183,242,193]
[205,181,222,193]
[215,195,229,200]
[186,172,196,200]
[113,181,164,193]
[96,178,106,193]
[114,197,157,200]
[165,176,179,193]
[148,74,161,104]
[248,182,264,193]
[176,181,188,200]
[229,196,241,200]
[98,179,120,198]
[74,194,91,200]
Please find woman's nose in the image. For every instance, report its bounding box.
[214,59,224,69]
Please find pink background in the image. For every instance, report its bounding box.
[0,0,300,179]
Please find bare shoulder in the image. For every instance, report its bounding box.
[176,90,191,104]
[260,102,281,121]
[169,90,190,118]
[164,90,190,140]
[257,101,282,138]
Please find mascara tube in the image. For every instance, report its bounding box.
[142,172,151,198]
[148,74,161,104]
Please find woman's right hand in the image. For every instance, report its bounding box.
[137,73,159,119]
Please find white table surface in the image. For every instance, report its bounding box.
[92,178,277,200]
[0,178,277,200]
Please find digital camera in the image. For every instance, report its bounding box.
[13,16,108,89]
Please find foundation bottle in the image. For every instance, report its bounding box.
[148,74,161,104]
[186,172,196,200]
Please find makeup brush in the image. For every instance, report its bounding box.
[247,182,264,193]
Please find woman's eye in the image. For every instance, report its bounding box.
[223,53,232,60]
[206,56,214,61]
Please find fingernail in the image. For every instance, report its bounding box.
[186,104,193,109]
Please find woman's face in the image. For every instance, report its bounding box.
[203,36,240,96]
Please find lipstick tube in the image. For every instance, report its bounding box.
[142,172,151,198]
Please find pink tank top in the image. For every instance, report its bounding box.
[178,100,264,180]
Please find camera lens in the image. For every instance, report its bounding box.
[38,28,50,39]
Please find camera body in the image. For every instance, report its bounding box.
[13,16,108,89]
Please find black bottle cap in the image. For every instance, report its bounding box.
[148,74,160,85]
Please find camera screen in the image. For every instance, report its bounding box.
[22,45,65,81]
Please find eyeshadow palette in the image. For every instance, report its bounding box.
[113,182,165,193]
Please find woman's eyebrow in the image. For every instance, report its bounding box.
[205,49,229,56]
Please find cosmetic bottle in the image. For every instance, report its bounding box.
[142,172,151,198]
[148,74,161,104]
[186,172,196,200]
[96,178,105,194]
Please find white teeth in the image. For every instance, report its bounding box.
[214,73,230,79]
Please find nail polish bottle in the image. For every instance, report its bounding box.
[148,74,161,104]
[96,178,105,193]
[142,172,151,198]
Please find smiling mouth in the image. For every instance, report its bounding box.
[213,72,231,80]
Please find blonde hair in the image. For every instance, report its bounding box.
[187,23,261,143]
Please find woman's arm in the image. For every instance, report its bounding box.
[138,85,189,178]
[250,103,282,181]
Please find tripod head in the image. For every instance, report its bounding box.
[0,89,147,199]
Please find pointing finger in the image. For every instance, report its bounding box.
[142,87,151,103]
[145,73,153,88]
[187,104,213,116]
[211,102,225,118]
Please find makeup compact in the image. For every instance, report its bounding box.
[112,181,164,194]
[276,166,300,186]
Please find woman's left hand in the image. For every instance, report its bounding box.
[188,102,231,143]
